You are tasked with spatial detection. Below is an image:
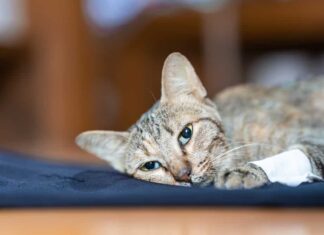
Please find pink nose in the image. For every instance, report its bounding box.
[175,166,192,182]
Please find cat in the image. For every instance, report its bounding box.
[76,52,324,189]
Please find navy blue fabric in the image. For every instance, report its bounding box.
[0,150,324,207]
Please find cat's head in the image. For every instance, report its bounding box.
[76,52,228,186]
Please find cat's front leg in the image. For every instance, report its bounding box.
[214,163,269,189]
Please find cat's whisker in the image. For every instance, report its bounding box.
[148,90,157,102]
[212,153,246,165]
[211,143,276,162]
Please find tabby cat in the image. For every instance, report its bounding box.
[76,52,324,189]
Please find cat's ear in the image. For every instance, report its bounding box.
[76,130,129,172]
[161,52,207,102]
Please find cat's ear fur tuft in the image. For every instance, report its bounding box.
[76,131,129,172]
[161,52,207,102]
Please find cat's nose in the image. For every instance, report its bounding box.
[175,166,192,182]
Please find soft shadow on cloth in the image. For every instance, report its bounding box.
[0,150,324,207]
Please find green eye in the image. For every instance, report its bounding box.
[178,124,193,146]
[140,161,162,171]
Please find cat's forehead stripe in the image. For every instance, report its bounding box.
[162,125,174,136]
[194,117,224,134]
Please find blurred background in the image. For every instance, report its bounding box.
[1,0,324,164]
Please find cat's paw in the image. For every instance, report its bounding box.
[214,164,269,189]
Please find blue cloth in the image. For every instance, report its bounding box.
[0,150,323,207]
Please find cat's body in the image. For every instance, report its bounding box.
[213,79,324,187]
[77,53,324,189]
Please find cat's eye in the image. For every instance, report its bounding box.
[140,161,162,171]
[178,124,193,146]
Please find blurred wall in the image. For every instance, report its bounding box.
[0,0,324,163]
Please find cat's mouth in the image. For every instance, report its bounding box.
[187,164,216,187]
[175,182,192,187]
[198,167,219,186]
[192,178,214,187]
[178,174,214,187]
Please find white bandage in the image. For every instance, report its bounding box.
[250,149,323,187]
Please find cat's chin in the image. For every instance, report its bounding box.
[191,177,214,187]
[175,182,192,187]
[174,181,213,187]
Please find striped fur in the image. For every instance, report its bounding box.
[76,52,324,189]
